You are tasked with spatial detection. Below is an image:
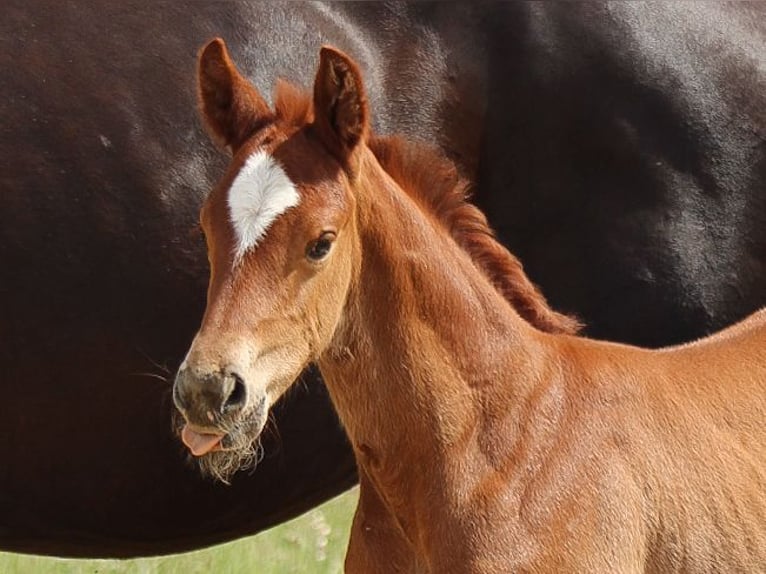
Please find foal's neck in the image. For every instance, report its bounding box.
[319,151,554,483]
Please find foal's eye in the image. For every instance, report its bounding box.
[306,231,336,262]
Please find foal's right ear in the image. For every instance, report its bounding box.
[197,38,272,153]
[312,46,369,173]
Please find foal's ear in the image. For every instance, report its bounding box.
[197,38,272,153]
[312,46,369,171]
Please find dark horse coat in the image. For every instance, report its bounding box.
[1,1,764,557]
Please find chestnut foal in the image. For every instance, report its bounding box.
[174,39,766,573]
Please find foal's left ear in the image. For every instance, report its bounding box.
[312,46,370,172]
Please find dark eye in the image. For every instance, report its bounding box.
[306,231,336,262]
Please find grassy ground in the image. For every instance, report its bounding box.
[0,488,358,574]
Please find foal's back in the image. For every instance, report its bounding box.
[552,309,766,571]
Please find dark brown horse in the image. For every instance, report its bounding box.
[2,0,765,558]
[178,41,766,572]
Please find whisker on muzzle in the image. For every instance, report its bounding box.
[172,401,268,485]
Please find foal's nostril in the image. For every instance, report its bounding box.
[222,373,247,412]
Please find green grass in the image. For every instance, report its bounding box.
[0,488,358,574]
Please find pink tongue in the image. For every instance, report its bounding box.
[181,426,224,456]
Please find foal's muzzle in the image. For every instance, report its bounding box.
[173,367,248,425]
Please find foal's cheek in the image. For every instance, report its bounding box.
[299,266,345,352]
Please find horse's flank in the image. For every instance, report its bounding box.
[178,40,766,572]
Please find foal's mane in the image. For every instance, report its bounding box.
[274,82,581,335]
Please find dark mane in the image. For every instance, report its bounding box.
[369,135,582,335]
[273,86,581,335]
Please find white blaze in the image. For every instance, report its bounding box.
[227,150,300,262]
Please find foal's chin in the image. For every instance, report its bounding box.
[172,408,268,485]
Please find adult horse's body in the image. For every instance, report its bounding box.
[2,1,765,557]
[177,41,766,572]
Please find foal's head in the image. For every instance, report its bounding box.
[173,39,370,480]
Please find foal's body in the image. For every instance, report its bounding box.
[176,40,766,572]
[320,152,766,572]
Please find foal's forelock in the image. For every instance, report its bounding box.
[227,150,300,262]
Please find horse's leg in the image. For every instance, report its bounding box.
[345,469,421,573]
